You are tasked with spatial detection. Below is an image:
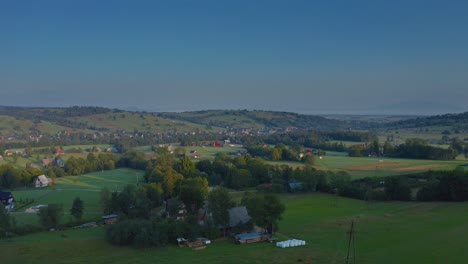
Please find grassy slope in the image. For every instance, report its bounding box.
[2,194,467,264]
[0,115,70,136]
[158,110,342,129]
[73,112,222,133]
[10,168,144,226]
[315,155,466,178]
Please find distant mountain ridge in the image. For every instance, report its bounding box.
[390,111,468,128]
[157,110,343,130]
[0,106,467,139]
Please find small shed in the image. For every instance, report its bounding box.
[288,179,303,192]
[34,175,49,188]
[102,214,118,225]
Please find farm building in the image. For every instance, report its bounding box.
[227,206,251,227]
[33,175,51,188]
[288,179,303,192]
[54,148,65,155]
[41,158,65,167]
[41,158,54,167]
[53,158,65,167]
[26,162,41,170]
[0,191,15,211]
[102,214,118,225]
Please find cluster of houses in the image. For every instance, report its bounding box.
[2,147,66,158]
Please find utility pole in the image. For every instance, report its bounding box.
[345,220,356,264]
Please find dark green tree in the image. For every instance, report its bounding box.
[179,177,209,214]
[38,204,63,229]
[177,156,196,177]
[242,193,285,234]
[208,186,235,237]
[384,176,411,201]
[0,205,11,238]
[70,197,84,221]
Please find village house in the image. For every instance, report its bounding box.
[54,148,65,155]
[0,191,15,211]
[26,162,41,170]
[227,206,251,228]
[288,179,303,192]
[41,158,54,167]
[33,175,52,188]
[41,158,65,167]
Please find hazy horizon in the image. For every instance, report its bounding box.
[2,1,468,115]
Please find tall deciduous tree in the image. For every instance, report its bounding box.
[0,205,11,238]
[178,156,196,177]
[180,177,209,214]
[38,204,62,229]
[208,186,234,237]
[242,193,285,234]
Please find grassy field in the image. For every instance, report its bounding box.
[9,168,144,226]
[377,126,468,146]
[315,154,467,178]
[1,193,467,263]
[73,112,222,133]
[265,152,467,178]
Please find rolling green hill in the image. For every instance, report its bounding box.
[158,109,344,129]
[1,106,468,146]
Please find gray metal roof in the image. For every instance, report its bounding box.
[228,206,251,227]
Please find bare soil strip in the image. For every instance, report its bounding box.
[343,161,404,170]
[391,164,447,172]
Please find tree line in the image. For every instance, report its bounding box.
[0,152,118,189]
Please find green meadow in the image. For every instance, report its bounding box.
[314,154,466,178]
[2,193,467,264]
[9,168,144,226]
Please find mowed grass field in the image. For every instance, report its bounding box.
[314,154,467,178]
[1,193,467,264]
[10,168,144,226]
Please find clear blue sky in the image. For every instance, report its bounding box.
[1,0,467,115]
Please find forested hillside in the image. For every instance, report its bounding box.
[390,111,468,129]
[157,110,345,129]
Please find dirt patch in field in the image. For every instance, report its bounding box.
[343,161,404,170]
[392,164,447,172]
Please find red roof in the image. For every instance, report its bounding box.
[55,149,65,155]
